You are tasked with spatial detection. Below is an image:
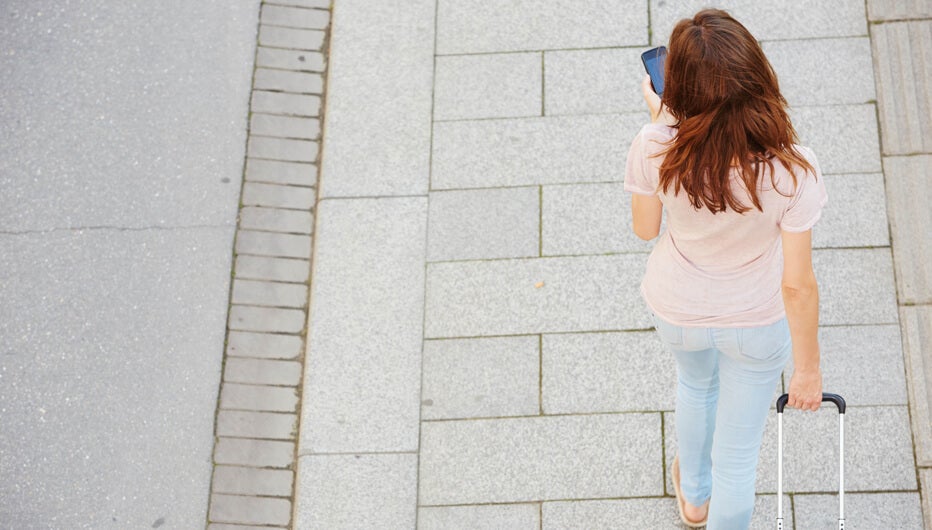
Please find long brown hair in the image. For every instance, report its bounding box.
[658,9,815,213]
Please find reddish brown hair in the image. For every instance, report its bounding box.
[658,9,815,213]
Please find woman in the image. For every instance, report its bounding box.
[624,9,826,529]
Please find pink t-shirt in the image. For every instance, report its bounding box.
[623,123,828,327]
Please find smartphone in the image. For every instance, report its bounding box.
[641,46,667,95]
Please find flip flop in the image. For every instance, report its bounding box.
[671,454,709,528]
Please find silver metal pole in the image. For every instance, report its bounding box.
[778,411,784,530]
[839,413,845,529]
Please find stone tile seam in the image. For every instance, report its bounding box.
[869,17,932,25]
[0,223,233,236]
[255,43,327,53]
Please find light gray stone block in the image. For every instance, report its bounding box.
[901,306,932,466]
[247,136,318,163]
[542,182,654,256]
[319,0,433,197]
[250,114,321,142]
[239,207,313,235]
[794,492,923,529]
[294,453,417,529]
[436,0,648,54]
[424,254,651,338]
[258,25,325,51]
[871,21,932,154]
[427,187,539,261]
[792,104,882,175]
[235,255,310,284]
[260,4,330,29]
[226,330,304,360]
[544,47,646,116]
[542,331,675,414]
[225,358,302,387]
[232,278,308,308]
[251,90,320,117]
[216,411,297,440]
[421,336,540,420]
[246,158,318,186]
[209,524,284,530]
[235,230,311,259]
[868,0,932,21]
[242,182,316,210]
[212,465,293,497]
[300,198,426,452]
[209,494,291,526]
[213,437,295,468]
[812,248,898,325]
[884,155,932,304]
[266,0,331,8]
[431,113,644,190]
[813,174,890,249]
[256,47,326,72]
[419,413,662,505]
[434,52,542,120]
[922,468,932,530]
[254,68,324,94]
[650,0,867,46]
[228,305,305,333]
[763,37,875,106]
[418,504,540,530]
[220,383,299,413]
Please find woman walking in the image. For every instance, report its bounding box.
[624,9,826,529]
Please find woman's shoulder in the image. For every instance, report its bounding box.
[633,123,677,154]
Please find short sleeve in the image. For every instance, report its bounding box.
[780,147,828,232]
[624,124,668,196]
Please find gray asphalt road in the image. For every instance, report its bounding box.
[0,1,259,527]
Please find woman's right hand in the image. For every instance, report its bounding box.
[787,368,823,411]
[641,75,676,126]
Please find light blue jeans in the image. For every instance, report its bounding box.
[650,311,792,530]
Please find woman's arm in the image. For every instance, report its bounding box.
[781,228,823,411]
[632,194,662,240]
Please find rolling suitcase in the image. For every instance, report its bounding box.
[775,393,847,530]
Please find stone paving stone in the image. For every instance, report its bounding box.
[419,413,662,505]
[542,331,676,414]
[542,182,655,256]
[901,305,932,466]
[884,155,932,304]
[226,330,303,360]
[212,465,293,497]
[431,113,644,190]
[868,0,932,21]
[812,248,898,326]
[258,25,325,51]
[228,305,305,333]
[216,410,297,440]
[251,90,321,117]
[794,492,924,529]
[214,437,295,468]
[792,104,882,175]
[242,182,316,210]
[922,468,932,530]
[544,48,648,116]
[209,494,291,526]
[266,0,331,8]
[650,0,867,46]
[300,197,426,452]
[232,278,308,308]
[871,21,932,155]
[294,453,417,529]
[220,383,299,413]
[209,524,284,530]
[418,503,540,530]
[813,173,889,249]
[425,254,651,338]
[250,114,320,141]
[239,207,313,235]
[434,52,541,120]
[225,358,302,387]
[235,230,311,259]
[247,136,318,163]
[235,255,309,284]
[246,158,318,186]
[427,187,539,261]
[256,46,326,72]
[763,38,875,106]
[254,68,324,94]
[319,0,433,197]
[436,0,648,54]
[421,336,539,420]
[260,4,330,29]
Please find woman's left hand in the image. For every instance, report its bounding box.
[641,75,675,125]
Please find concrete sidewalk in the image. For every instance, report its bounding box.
[257,0,930,528]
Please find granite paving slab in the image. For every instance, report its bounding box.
[883,155,932,304]
[544,47,646,116]
[901,305,932,466]
[791,104,882,175]
[794,492,924,529]
[813,173,890,249]
[764,37,875,107]
[418,503,540,530]
[812,248,899,326]
[868,0,932,21]
[434,52,542,121]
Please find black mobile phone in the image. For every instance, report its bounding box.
[641,46,667,96]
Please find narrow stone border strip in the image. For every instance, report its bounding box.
[207,1,331,528]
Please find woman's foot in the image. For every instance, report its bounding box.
[671,454,710,527]
[683,498,709,525]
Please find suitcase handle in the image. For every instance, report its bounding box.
[776,392,846,414]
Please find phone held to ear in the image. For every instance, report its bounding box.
[641,46,667,96]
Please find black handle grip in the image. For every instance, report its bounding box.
[776,393,845,414]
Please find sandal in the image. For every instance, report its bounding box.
[671,454,709,528]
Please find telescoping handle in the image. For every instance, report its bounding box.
[776,393,846,530]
